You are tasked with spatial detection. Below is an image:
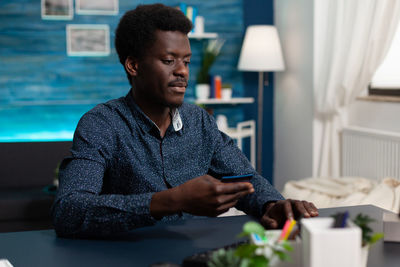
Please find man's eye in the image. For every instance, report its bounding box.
[184,61,191,66]
[162,59,174,65]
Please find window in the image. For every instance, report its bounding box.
[369,21,400,97]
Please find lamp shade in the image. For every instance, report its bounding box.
[238,25,285,72]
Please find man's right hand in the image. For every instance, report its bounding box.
[176,175,254,217]
[150,175,254,219]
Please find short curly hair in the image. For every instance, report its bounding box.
[115,3,193,84]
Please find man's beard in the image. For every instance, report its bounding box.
[168,101,183,109]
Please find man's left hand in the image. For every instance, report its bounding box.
[260,199,318,229]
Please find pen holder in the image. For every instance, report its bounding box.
[301,217,361,267]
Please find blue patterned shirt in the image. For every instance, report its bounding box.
[52,91,284,237]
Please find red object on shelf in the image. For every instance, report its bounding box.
[215,75,222,99]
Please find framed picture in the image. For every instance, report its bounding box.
[76,0,119,15]
[66,24,110,57]
[41,0,73,20]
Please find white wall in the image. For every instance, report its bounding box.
[273,0,400,192]
[274,0,314,191]
[349,100,400,133]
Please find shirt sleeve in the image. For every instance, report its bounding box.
[52,112,157,237]
[205,114,284,219]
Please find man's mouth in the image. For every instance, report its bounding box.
[169,82,187,87]
[168,82,187,93]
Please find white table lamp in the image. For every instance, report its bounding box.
[238,25,285,174]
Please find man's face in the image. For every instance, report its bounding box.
[133,30,191,108]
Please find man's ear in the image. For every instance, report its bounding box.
[125,56,139,77]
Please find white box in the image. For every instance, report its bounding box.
[383,212,400,242]
[301,217,361,267]
[275,237,302,267]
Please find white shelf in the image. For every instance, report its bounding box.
[220,120,256,168]
[194,97,255,105]
[188,32,218,39]
[222,128,253,139]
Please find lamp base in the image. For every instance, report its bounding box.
[256,71,265,174]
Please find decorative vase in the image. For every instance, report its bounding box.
[195,83,210,100]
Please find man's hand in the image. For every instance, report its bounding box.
[260,199,318,229]
[150,175,254,219]
[176,175,254,217]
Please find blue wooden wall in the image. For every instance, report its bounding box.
[0,0,276,184]
[0,0,245,141]
[243,0,275,181]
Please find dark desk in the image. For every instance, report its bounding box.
[0,205,399,266]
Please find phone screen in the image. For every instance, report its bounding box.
[221,173,253,183]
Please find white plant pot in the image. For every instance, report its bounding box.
[195,84,210,100]
[360,245,369,267]
[221,88,232,100]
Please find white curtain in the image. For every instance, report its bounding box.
[313,0,400,177]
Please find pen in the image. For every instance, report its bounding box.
[340,211,349,228]
[251,233,268,244]
[283,220,297,240]
[279,219,296,241]
[333,211,349,228]
[278,220,291,240]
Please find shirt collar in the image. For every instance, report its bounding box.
[125,90,183,134]
[170,108,183,132]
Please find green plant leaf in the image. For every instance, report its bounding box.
[209,249,223,267]
[239,258,250,267]
[237,232,249,238]
[208,248,242,267]
[235,244,258,258]
[249,255,269,267]
[274,250,290,261]
[369,232,384,245]
[353,213,381,246]
[281,241,294,252]
[234,221,293,266]
[242,221,266,237]
[196,39,225,83]
[354,213,383,246]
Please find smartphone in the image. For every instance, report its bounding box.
[221,173,253,183]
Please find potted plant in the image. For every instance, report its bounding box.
[221,83,233,100]
[353,213,384,267]
[208,221,293,267]
[195,39,225,100]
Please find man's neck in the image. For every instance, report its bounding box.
[131,90,171,137]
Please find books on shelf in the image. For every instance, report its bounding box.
[177,3,200,33]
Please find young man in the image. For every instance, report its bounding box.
[52,3,318,237]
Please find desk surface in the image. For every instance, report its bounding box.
[0,205,399,267]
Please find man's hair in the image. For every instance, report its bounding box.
[115,3,193,84]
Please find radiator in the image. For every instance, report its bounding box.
[342,126,400,180]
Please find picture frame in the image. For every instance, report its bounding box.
[75,0,119,16]
[41,0,73,20]
[66,24,110,57]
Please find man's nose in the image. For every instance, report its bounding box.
[174,60,189,77]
